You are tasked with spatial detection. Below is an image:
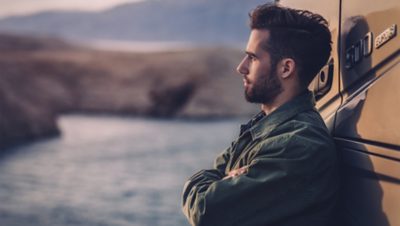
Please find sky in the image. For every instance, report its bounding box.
[0,0,144,18]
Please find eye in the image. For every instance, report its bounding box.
[247,54,256,61]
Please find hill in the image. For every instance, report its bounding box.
[0,0,269,44]
[0,33,258,150]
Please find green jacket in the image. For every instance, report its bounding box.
[182,91,339,226]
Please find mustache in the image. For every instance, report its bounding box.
[243,76,251,84]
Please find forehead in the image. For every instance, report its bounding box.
[246,29,270,53]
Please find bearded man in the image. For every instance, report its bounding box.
[182,3,339,226]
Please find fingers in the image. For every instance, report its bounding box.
[223,166,249,179]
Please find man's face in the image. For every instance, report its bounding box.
[236,29,283,104]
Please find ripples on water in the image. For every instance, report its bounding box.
[0,115,243,226]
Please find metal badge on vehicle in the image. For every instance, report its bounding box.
[375,24,397,49]
[345,32,373,70]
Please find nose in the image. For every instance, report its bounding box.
[236,57,249,75]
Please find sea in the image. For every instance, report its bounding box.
[0,115,244,226]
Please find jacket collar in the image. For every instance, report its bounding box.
[249,90,317,140]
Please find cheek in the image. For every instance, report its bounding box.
[248,62,266,81]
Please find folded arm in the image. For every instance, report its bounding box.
[182,132,330,226]
[183,135,326,226]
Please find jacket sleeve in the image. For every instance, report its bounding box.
[181,129,336,226]
[213,145,233,175]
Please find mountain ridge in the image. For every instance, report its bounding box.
[0,0,270,43]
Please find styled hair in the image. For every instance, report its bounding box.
[250,3,332,88]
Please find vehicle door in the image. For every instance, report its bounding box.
[334,0,400,225]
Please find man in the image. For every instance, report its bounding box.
[182,3,339,226]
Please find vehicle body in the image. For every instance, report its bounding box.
[280,0,399,225]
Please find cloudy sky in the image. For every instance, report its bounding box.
[0,0,144,18]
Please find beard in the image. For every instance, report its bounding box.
[244,65,283,104]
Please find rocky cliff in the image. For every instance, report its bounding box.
[0,34,258,149]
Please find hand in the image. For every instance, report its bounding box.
[223,166,249,179]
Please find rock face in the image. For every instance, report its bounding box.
[0,34,258,150]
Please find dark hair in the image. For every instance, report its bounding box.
[250,3,332,88]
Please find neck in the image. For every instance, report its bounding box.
[261,88,305,115]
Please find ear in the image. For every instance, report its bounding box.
[278,58,296,79]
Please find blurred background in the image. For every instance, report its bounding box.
[0,0,267,225]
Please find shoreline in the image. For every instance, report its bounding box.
[1,113,250,152]
[0,33,257,151]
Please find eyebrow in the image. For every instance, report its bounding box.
[245,51,257,58]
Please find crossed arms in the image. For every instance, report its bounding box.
[181,129,336,226]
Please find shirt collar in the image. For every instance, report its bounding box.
[239,111,266,136]
[249,90,317,140]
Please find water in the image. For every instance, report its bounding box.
[0,115,243,226]
[80,39,197,53]
[75,39,244,53]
